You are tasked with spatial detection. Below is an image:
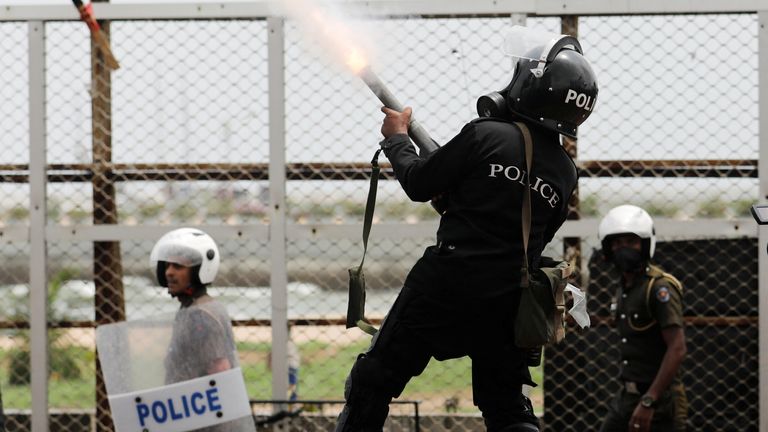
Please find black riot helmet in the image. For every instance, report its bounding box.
[477,26,598,138]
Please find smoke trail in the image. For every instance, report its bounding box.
[277,0,380,74]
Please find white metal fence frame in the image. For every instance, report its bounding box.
[1,1,767,431]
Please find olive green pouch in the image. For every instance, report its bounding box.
[515,258,571,348]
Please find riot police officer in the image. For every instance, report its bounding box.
[597,205,688,432]
[335,26,598,432]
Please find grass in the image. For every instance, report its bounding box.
[1,340,544,414]
[237,339,544,415]
[0,376,96,410]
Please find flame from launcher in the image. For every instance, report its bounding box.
[346,48,368,75]
[284,0,373,76]
[279,0,438,154]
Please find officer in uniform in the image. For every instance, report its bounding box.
[597,205,688,432]
[335,26,598,432]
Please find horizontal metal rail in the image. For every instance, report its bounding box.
[0,1,765,22]
[250,399,421,431]
[0,315,758,330]
[0,159,758,183]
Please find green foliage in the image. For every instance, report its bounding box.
[306,203,336,218]
[66,208,90,224]
[697,199,728,218]
[138,202,164,219]
[48,375,96,407]
[3,338,546,413]
[298,341,367,399]
[207,198,235,218]
[7,346,86,385]
[237,337,543,412]
[236,341,273,352]
[579,195,599,217]
[5,268,86,386]
[643,201,680,218]
[48,268,79,312]
[7,205,29,221]
[172,203,197,221]
[340,200,366,218]
[6,349,29,385]
[238,341,271,398]
[733,199,754,217]
[47,200,62,221]
[402,357,472,394]
[382,201,410,219]
[0,355,95,409]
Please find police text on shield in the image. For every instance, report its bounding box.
[135,386,222,427]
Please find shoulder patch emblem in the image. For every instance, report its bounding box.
[656,286,671,303]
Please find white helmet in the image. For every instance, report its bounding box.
[150,228,220,287]
[598,205,656,260]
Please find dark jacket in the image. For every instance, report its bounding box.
[381,118,577,298]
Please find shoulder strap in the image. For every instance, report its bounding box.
[515,122,534,288]
[659,271,684,294]
[350,149,382,336]
[358,149,382,271]
[644,269,683,312]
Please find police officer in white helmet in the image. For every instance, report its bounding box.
[150,228,241,432]
[597,205,688,432]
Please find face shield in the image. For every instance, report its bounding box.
[150,241,203,268]
[503,25,582,78]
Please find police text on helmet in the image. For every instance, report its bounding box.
[488,164,560,208]
[564,89,594,112]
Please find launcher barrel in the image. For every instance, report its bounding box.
[359,66,439,154]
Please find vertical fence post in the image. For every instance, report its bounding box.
[28,19,48,432]
[560,15,583,285]
[758,10,768,432]
[89,3,124,430]
[267,16,289,409]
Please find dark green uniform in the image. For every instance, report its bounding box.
[600,264,688,432]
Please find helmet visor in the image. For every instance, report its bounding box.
[151,242,203,267]
[503,25,577,62]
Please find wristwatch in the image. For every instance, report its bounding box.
[640,394,657,409]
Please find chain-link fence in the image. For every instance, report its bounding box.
[0,3,764,431]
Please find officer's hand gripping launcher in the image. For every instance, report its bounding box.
[356,65,440,154]
[355,64,447,215]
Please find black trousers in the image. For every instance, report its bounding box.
[336,282,538,432]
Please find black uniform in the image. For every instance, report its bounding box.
[336,117,578,432]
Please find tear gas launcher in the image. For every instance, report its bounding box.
[356,66,440,154]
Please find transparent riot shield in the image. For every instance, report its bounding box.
[96,306,255,432]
